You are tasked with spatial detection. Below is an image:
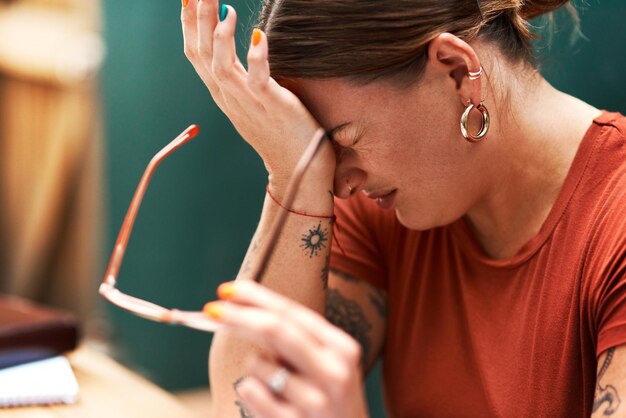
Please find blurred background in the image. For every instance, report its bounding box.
[0,0,624,416]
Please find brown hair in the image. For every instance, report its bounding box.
[257,0,577,85]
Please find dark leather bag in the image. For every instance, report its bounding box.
[0,296,78,369]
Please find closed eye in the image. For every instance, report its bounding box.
[328,122,365,148]
[327,121,366,162]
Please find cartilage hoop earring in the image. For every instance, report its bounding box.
[468,66,483,80]
[460,101,490,143]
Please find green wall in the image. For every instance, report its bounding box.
[103,0,265,390]
[102,1,625,416]
[535,1,626,113]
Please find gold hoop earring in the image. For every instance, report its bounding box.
[460,101,490,143]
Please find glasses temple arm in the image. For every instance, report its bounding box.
[103,125,200,285]
[248,128,328,284]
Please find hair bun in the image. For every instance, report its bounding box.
[520,0,570,19]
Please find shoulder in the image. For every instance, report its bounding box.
[582,162,626,309]
[577,111,626,292]
[587,111,626,167]
[582,112,626,241]
[584,174,626,269]
[593,111,626,137]
[585,111,626,168]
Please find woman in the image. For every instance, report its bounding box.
[181,0,626,416]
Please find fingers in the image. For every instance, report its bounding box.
[246,353,329,414]
[207,301,336,382]
[247,29,272,97]
[196,0,219,69]
[183,1,249,109]
[211,5,262,111]
[181,0,199,63]
[182,0,220,95]
[181,1,326,176]
[247,29,300,113]
[183,2,306,118]
[219,280,359,358]
[236,376,302,418]
[205,282,362,393]
[212,5,247,87]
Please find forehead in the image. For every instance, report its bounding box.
[284,79,400,130]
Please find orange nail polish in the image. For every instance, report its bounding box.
[218,281,237,300]
[203,301,224,320]
[182,0,189,8]
[251,28,262,47]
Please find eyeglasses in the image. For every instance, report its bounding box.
[99,125,327,333]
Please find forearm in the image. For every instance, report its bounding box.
[209,179,334,417]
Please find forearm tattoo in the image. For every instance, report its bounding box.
[325,288,372,367]
[330,268,360,283]
[301,222,329,257]
[331,269,388,319]
[593,347,621,415]
[321,254,330,289]
[233,377,254,418]
[369,287,388,319]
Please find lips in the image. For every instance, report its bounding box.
[365,189,397,209]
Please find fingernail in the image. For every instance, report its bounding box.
[217,281,237,300]
[203,301,224,320]
[251,28,262,47]
[219,4,229,21]
[182,0,189,7]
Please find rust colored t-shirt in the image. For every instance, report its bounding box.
[330,111,626,418]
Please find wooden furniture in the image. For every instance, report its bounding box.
[0,1,104,327]
[0,346,203,418]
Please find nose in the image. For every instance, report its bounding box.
[334,166,367,199]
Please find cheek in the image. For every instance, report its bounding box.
[391,152,473,229]
[394,161,479,230]
[395,120,471,190]
[359,97,468,185]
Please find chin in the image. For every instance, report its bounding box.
[395,205,455,231]
[395,208,434,231]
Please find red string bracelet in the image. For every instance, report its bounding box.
[265,184,346,256]
[266,184,334,219]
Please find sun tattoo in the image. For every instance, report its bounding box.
[300,223,329,258]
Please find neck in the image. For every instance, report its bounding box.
[464,68,601,259]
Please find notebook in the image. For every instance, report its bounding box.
[0,356,79,407]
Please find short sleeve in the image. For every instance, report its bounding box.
[330,194,389,290]
[590,198,626,356]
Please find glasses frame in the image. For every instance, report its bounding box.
[99,125,327,333]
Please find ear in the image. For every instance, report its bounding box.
[426,33,483,107]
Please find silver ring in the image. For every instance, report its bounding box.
[267,367,289,396]
[468,66,483,80]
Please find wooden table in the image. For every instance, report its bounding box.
[0,347,203,418]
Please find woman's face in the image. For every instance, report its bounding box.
[289,76,488,230]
